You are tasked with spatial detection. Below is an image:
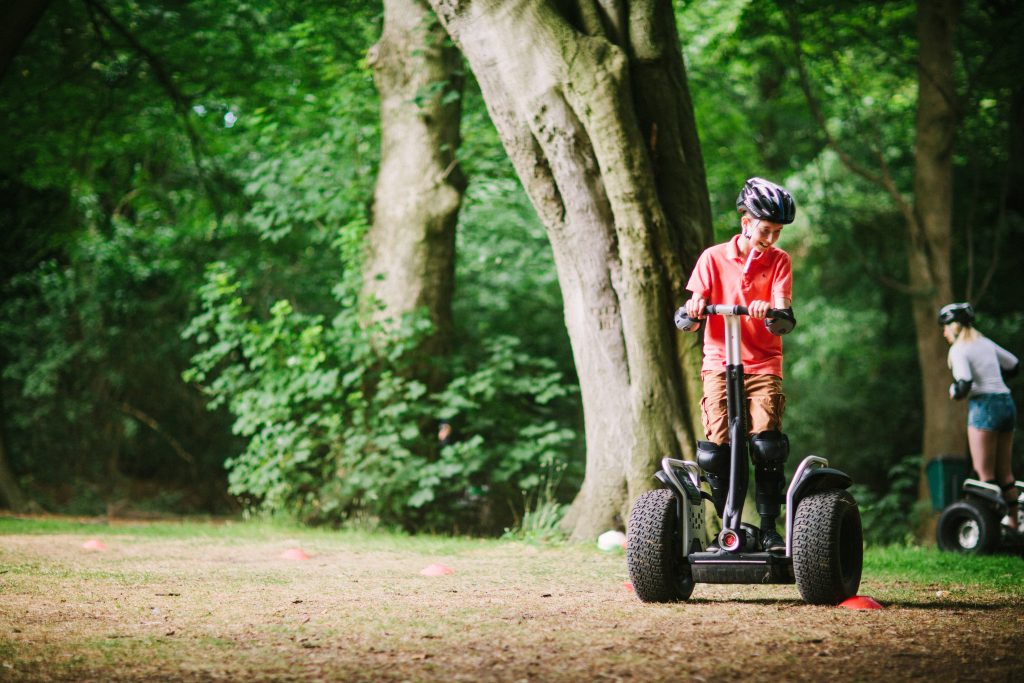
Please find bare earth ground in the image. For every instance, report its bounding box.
[1,519,1022,682]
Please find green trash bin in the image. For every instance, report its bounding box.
[926,454,969,511]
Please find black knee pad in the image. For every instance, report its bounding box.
[750,431,789,471]
[697,441,730,475]
[751,431,789,515]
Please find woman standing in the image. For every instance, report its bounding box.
[939,302,1020,531]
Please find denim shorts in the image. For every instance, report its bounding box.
[967,393,1017,432]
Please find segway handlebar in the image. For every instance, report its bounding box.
[673,304,795,335]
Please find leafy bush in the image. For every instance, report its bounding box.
[184,249,579,532]
[849,453,922,546]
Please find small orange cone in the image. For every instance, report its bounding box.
[623,581,634,591]
[839,595,882,610]
[281,548,310,560]
[82,539,107,551]
[419,563,454,576]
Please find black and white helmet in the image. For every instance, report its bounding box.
[937,302,975,327]
[736,177,796,224]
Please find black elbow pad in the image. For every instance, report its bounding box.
[765,308,796,336]
[1003,362,1020,381]
[949,379,972,400]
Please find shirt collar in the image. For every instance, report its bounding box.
[727,234,744,262]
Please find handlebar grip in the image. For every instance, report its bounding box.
[674,307,701,332]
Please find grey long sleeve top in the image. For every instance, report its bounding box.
[948,336,1018,397]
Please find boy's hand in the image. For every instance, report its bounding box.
[748,299,770,319]
[685,297,706,319]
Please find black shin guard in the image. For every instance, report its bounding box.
[697,441,731,518]
[751,431,790,520]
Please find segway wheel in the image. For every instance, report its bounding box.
[627,489,694,603]
[792,489,863,605]
[936,500,998,554]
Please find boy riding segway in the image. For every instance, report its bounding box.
[626,178,863,604]
[685,177,797,552]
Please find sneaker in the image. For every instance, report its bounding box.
[761,529,785,553]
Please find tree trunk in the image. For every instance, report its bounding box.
[363,0,466,390]
[913,0,966,530]
[427,0,712,539]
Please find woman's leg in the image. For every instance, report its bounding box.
[967,427,998,481]
[995,430,1018,530]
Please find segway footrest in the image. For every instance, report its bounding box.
[688,551,795,584]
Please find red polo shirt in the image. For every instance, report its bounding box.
[685,234,792,376]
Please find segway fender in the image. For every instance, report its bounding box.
[653,460,709,554]
[789,467,852,508]
[961,479,1008,513]
[655,470,702,506]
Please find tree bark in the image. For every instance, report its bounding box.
[427,0,711,539]
[912,0,966,530]
[364,0,466,390]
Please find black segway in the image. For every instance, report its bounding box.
[627,304,864,605]
[936,478,1024,554]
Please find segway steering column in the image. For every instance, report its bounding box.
[675,304,789,551]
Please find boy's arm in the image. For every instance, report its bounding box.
[756,252,794,321]
[684,251,712,319]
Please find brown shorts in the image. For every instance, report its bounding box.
[700,372,785,444]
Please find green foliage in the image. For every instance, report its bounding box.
[849,454,921,546]
[0,0,384,512]
[0,213,235,505]
[3,0,1022,534]
[183,248,579,531]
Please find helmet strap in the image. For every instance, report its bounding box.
[741,217,760,249]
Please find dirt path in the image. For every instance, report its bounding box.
[1,526,1022,682]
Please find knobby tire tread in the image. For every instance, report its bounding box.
[792,489,863,605]
[627,489,693,603]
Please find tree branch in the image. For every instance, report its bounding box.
[80,0,225,219]
[118,402,199,478]
[782,7,921,237]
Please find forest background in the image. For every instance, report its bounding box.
[1,0,1021,545]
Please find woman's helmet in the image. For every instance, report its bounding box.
[736,177,796,224]
[937,302,975,327]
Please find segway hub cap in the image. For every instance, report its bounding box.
[956,518,981,550]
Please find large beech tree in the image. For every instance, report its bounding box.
[363,0,466,389]
[427,0,713,538]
